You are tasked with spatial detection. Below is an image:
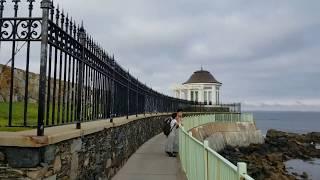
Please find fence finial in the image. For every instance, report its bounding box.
[73,20,76,37]
[0,0,6,17]
[65,13,69,28]
[12,0,20,13]
[55,4,60,23]
[61,9,65,28]
[81,20,84,29]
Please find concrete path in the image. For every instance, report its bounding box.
[112,133,187,180]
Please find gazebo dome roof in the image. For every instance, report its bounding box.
[183,69,221,84]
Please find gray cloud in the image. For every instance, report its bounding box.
[1,0,320,111]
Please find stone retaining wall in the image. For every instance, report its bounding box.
[0,115,170,180]
[191,122,264,151]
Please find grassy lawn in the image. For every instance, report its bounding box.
[0,102,78,131]
[0,102,38,131]
[0,102,38,126]
[0,126,32,132]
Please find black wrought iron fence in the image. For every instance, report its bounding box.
[0,0,241,136]
[0,0,198,136]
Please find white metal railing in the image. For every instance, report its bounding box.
[179,114,255,180]
[182,113,254,131]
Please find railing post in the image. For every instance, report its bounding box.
[179,127,184,170]
[0,0,4,43]
[127,70,130,119]
[0,0,4,18]
[136,78,138,117]
[204,140,209,180]
[144,92,146,117]
[237,162,247,180]
[76,23,86,129]
[0,0,4,48]
[187,131,192,177]
[37,0,51,136]
[110,56,115,122]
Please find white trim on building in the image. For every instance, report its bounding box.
[173,83,221,105]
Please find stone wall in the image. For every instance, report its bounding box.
[0,64,39,103]
[0,64,75,103]
[0,115,171,180]
[191,122,264,151]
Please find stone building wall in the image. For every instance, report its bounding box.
[0,115,171,180]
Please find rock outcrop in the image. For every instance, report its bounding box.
[219,129,320,180]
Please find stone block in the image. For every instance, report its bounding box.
[6,148,40,168]
[70,153,79,180]
[84,157,89,167]
[53,156,61,173]
[44,170,54,178]
[105,158,112,169]
[71,139,82,153]
[44,174,57,180]
[0,151,5,161]
[27,167,48,180]
[6,169,25,176]
[43,145,56,164]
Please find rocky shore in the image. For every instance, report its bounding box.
[219,129,320,180]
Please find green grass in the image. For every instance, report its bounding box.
[0,102,79,131]
[0,127,32,132]
[0,102,38,128]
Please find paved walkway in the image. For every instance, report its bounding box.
[112,133,187,180]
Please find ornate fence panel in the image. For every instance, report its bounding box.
[0,0,42,129]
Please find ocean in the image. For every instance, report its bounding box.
[251,111,320,135]
[250,111,320,179]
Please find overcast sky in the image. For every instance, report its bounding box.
[1,0,320,111]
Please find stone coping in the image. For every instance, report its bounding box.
[0,113,171,148]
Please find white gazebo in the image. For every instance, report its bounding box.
[173,69,222,105]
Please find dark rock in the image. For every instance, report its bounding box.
[300,172,308,179]
[0,151,5,161]
[220,129,320,180]
[43,145,56,164]
[5,148,40,168]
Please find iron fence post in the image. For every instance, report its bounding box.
[37,0,51,136]
[24,0,35,127]
[0,0,4,51]
[8,0,20,127]
[0,0,5,26]
[127,70,129,119]
[76,24,86,129]
[136,78,138,117]
[110,56,115,123]
[144,90,146,116]
[0,0,4,44]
